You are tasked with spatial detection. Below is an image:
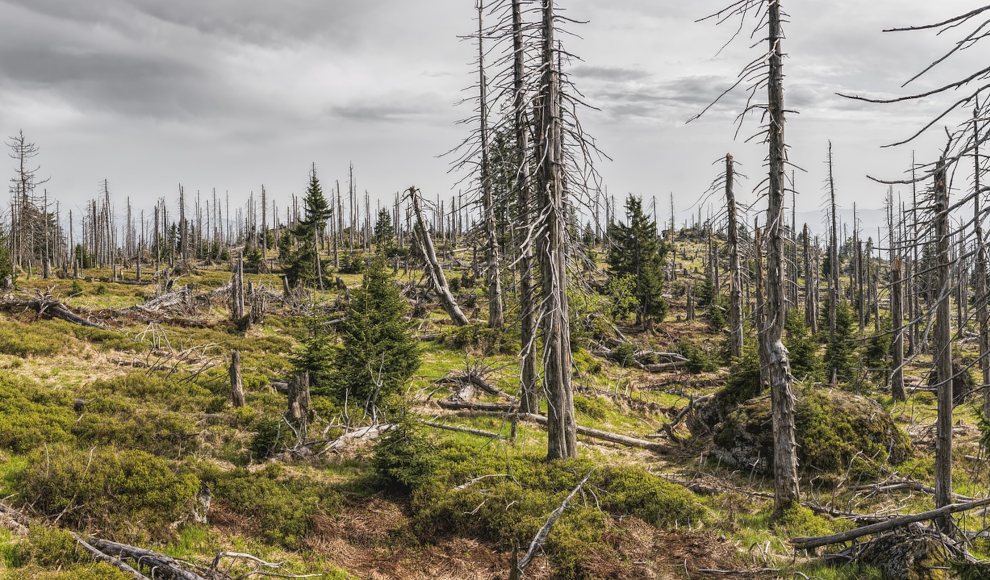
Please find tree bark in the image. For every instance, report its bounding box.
[891,257,906,401]
[230,349,246,408]
[726,153,743,359]
[536,0,577,461]
[408,187,470,326]
[803,224,818,334]
[514,0,539,413]
[933,157,953,533]
[762,1,800,515]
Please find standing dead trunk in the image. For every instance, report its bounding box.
[933,157,953,532]
[231,252,245,321]
[408,187,469,326]
[891,257,906,401]
[828,142,840,343]
[762,1,800,515]
[513,0,539,413]
[726,154,743,359]
[230,350,246,408]
[803,224,818,334]
[477,0,505,330]
[286,372,312,440]
[972,105,990,416]
[754,224,766,390]
[536,0,577,461]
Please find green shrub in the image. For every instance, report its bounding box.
[27,563,130,580]
[22,526,84,568]
[202,463,342,548]
[18,446,199,541]
[573,395,610,421]
[0,377,75,453]
[249,417,288,461]
[0,321,69,357]
[679,340,719,373]
[377,430,707,579]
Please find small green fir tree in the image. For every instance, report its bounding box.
[607,195,668,329]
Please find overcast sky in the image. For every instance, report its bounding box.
[0,0,983,234]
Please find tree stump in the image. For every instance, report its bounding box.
[229,349,246,408]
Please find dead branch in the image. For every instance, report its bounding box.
[516,469,596,572]
[791,497,990,550]
[419,419,502,439]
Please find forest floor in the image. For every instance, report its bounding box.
[0,244,988,580]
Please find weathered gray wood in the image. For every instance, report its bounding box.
[514,0,538,414]
[933,157,953,532]
[891,257,906,401]
[762,1,800,515]
[408,187,469,326]
[791,497,990,551]
[229,349,245,408]
[726,154,743,359]
[536,0,577,461]
[477,0,505,331]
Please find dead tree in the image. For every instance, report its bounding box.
[513,0,539,413]
[891,257,906,401]
[726,154,743,359]
[476,0,505,330]
[535,0,577,461]
[974,103,990,415]
[803,224,818,334]
[408,187,470,326]
[286,373,312,441]
[698,0,801,514]
[827,142,840,342]
[932,157,953,532]
[230,349,246,408]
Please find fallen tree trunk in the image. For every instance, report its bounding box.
[437,400,516,412]
[419,419,502,439]
[518,413,668,453]
[87,537,204,580]
[791,497,990,550]
[0,298,107,329]
[74,536,150,580]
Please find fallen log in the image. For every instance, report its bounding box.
[87,537,204,580]
[791,497,990,550]
[74,535,150,580]
[0,298,107,329]
[408,186,469,326]
[517,413,668,453]
[419,419,502,439]
[437,400,516,412]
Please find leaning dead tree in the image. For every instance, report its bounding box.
[696,0,800,514]
[408,187,470,326]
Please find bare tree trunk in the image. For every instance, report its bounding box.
[537,0,577,461]
[409,187,469,326]
[286,373,311,440]
[828,142,839,342]
[477,0,505,330]
[762,1,800,515]
[755,224,765,389]
[726,154,743,359]
[891,256,906,401]
[803,224,817,334]
[933,157,953,532]
[513,0,538,414]
[973,105,990,416]
[230,349,246,408]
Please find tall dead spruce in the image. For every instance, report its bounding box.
[534,0,576,460]
[696,0,800,513]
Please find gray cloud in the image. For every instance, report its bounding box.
[572,65,651,82]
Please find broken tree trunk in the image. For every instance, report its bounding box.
[230,349,246,408]
[408,187,469,326]
[726,153,744,359]
[286,372,312,440]
[891,257,906,401]
[933,157,954,532]
[763,1,801,515]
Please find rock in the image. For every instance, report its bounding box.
[702,388,911,480]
